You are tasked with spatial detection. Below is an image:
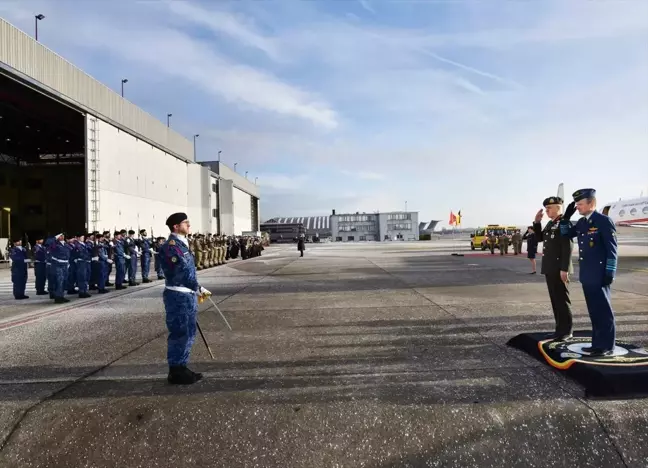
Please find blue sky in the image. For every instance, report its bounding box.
[2,0,647,228]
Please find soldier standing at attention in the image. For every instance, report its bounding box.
[94,232,110,294]
[50,233,71,304]
[76,233,92,298]
[66,235,78,295]
[139,229,152,283]
[33,236,47,295]
[159,212,210,385]
[298,234,306,257]
[560,188,618,356]
[534,197,574,340]
[10,238,30,300]
[522,226,538,274]
[498,231,510,255]
[153,237,166,280]
[113,231,128,290]
[511,230,522,255]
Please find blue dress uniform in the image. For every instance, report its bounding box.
[154,237,166,280]
[76,237,92,298]
[45,237,55,298]
[66,239,78,295]
[50,237,71,303]
[113,234,127,289]
[159,212,204,385]
[33,241,48,295]
[94,236,110,293]
[87,237,97,290]
[126,233,139,286]
[104,233,114,286]
[560,188,618,353]
[10,242,29,300]
[139,230,152,283]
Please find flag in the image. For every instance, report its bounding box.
[449,211,457,226]
[456,210,462,226]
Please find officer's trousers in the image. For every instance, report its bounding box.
[12,266,27,298]
[582,283,616,350]
[163,289,198,367]
[52,264,68,298]
[141,253,151,280]
[34,262,46,293]
[91,261,100,288]
[545,273,573,336]
[115,257,126,287]
[129,255,138,283]
[154,255,164,279]
[98,262,108,291]
[67,261,77,293]
[77,261,90,294]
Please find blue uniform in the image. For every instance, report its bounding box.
[45,237,55,298]
[561,210,618,350]
[75,240,91,295]
[33,244,47,294]
[140,237,152,281]
[154,241,165,279]
[66,242,78,294]
[50,240,71,299]
[114,238,127,287]
[10,246,29,299]
[125,237,138,284]
[159,234,200,367]
[87,240,98,289]
[105,239,114,284]
[96,242,110,291]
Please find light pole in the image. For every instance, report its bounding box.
[234,163,237,172]
[121,78,128,97]
[255,177,258,185]
[193,134,199,160]
[245,171,248,179]
[1,207,10,240]
[167,113,172,127]
[218,150,222,162]
[35,14,45,41]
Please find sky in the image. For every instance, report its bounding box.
[2,0,647,228]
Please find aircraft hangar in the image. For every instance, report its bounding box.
[0,18,259,242]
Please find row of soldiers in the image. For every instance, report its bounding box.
[9,230,264,301]
[484,230,526,255]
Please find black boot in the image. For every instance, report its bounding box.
[37,291,48,295]
[168,366,202,385]
[115,285,127,290]
[129,281,139,286]
[142,278,152,283]
[79,292,92,298]
[106,282,114,287]
[55,297,70,304]
[98,289,109,294]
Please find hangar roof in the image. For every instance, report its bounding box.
[264,216,331,231]
[0,18,194,163]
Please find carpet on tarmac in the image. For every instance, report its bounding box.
[507,331,648,398]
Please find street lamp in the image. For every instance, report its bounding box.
[234,163,237,172]
[255,177,258,185]
[121,78,128,97]
[218,150,222,162]
[245,171,248,179]
[193,134,199,160]
[35,14,45,41]
[167,113,172,127]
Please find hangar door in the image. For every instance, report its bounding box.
[232,187,252,235]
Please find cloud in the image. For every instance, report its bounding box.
[358,0,376,15]
[341,170,385,180]
[164,1,281,61]
[256,173,310,192]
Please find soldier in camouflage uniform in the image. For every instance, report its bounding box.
[192,234,203,270]
[205,234,213,268]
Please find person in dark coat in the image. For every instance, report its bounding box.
[533,196,574,340]
[297,234,306,257]
[522,226,538,274]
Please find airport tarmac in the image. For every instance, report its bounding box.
[0,239,647,468]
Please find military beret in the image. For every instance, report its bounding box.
[119,229,127,234]
[96,233,105,239]
[12,236,22,243]
[166,212,187,228]
[543,196,563,207]
[572,188,596,202]
[114,231,121,236]
[127,230,135,235]
[139,229,146,234]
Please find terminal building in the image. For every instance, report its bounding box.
[331,211,419,242]
[0,18,259,244]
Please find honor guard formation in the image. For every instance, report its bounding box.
[8,229,266,303]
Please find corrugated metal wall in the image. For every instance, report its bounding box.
[0,18,194,162]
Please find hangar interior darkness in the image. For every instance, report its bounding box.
[0,71,86,240]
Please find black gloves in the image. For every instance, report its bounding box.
[563,201,576,220]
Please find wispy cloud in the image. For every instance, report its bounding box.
[341,170,386,180]
[358,0,376,15]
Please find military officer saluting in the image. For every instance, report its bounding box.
[560,188,618,356]
[534,196,574,340]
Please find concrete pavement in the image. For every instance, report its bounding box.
[0,240,647,467]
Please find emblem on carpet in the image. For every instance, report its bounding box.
[507,331,648,397]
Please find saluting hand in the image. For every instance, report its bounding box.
[534,209,544,223]
[560,271,569,284]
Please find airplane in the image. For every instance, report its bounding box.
[601,196,648,231]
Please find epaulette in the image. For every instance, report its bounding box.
[168,240,176,246]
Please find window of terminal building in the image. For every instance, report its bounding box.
[359,236,366,241]
[388,213,410,220]
[347,236,355,241]
[338,215,372,222]
[336,237,342,242]
[388,223,412,230]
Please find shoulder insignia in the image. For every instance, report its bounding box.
[168,240,176,246]
[171,256,178,263]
